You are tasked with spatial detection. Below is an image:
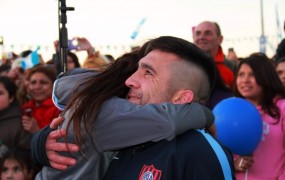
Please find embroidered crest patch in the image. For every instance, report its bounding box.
[138,164,162,180]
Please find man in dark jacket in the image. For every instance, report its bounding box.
[103,36,235,180]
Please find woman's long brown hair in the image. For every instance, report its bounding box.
[64,50,141,153]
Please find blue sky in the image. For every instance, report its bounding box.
[0,0,284,60]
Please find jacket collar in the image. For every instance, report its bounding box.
[214,46,225,63]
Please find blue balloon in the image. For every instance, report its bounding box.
[213,97,263,155]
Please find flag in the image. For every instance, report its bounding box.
[130,17,147,40]
[13,47,40,70]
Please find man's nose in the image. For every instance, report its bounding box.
[125,73,139,88]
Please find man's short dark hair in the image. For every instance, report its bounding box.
[139,36,216,101]
[213,22,222,36]
[141,36,216,89]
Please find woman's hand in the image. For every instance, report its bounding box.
[234,155,254,172]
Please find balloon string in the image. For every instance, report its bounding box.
[245,169,248,180]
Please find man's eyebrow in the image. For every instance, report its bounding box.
[205,30,213,34]
[140,62,157,74]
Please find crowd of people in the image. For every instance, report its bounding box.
[0,20,284,180]
[0,37,113,179]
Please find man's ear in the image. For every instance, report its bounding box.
[171,90,194,104]
[218,35,223,45]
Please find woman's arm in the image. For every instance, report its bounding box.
[52,68,98,111]
[85,97,213,152]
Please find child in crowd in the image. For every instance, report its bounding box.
[0,76,31,149]
[0,148,40,180]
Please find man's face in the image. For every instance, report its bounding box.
[276,61,285,87]
[192,22,222,55]
[125,50,179,105]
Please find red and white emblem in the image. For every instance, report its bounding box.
[138,164,162,180]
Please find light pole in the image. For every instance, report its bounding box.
[259,0,266,54]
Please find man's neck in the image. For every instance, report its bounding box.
[209,48,219,58]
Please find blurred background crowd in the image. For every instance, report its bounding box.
[0,5,284,179]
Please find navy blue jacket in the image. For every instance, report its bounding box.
[104,130,236,180]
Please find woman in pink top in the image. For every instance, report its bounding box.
[234,53,285,180]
